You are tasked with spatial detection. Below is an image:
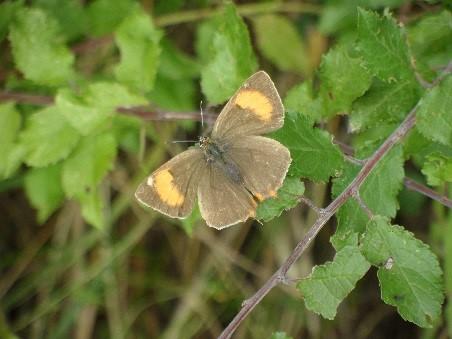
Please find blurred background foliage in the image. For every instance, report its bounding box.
[0,0,451,338]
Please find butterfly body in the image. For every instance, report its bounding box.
[136,71,292,229]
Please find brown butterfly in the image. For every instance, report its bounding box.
[135,71,291,229]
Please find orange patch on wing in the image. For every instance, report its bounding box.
[255,193,265,201]
[151,169,184,207]
[268,190,277,197]
[235,90,273,121]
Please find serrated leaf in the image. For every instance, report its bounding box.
[24,163,64,223]
[272,112,344,182]
[114,8,162,93]
[62,132,117,197]
[360,216,444,327]
[19,106,80,167]
[350,78,420,132]
[9,7,74,86]
[0,103,22,179]
[331,146,404,250]
[56,82,147,135]
[112,115,142,153]
[283,81,324,120]
[298,244,370,320]
[421,152,452,186]
[357,8,414,82]
[253,14,307,75]
[200,4,258,104]
[319,44,372,116]
[78,187,105,229]
[416,76,452,146]
[256,177,305,222]
[86,0,135,36]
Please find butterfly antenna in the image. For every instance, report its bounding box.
[200,100,204,128]
[167,140,198,144]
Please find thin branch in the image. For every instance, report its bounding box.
[299,196,322,215]
[404,177,452,209]
[352,189,374,218]
[154,2,321,27]
[218,106,418,339]
[0,91,54,105]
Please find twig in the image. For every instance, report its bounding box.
[0,91,54,105]
[218,106,418,339]
[404,177,452,209]
[352,189,374,218]
[299,196,323,215]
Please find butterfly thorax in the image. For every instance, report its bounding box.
[199,136,243,184]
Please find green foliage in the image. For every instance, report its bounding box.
[357,8,414,82]
[199,4,258,104]
[61,132,117,198]
[319,44,372,116]
[283,81,323,120]
[361,216,444,327]
[114,8,163,93]
[273,112,344,182]
[408,10,452,70]
[421,152,452,186]
[253,14,307,75]
[0,103,22,179]
[256,177,305,222]
[24,164,64,223]
[270,332,294,339]
[86,0,136,36]
[331,146,404,250]
[298,242,370,319]
[416,76,452,146]
[9,7,74,86]
[19,106,80,167]
[0,0,22,41]
[56,82,147,135]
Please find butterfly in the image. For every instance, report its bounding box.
[135,71,291,229]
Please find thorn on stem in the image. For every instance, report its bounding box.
[352,189,373,218]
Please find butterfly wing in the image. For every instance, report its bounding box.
[198,163,257,229]
[135,148,206,218]
[211,71,284,140]
[226,136,291,201]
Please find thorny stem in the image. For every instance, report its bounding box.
[217,103,418,339]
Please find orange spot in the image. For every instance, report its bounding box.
[255,193,265,201]
[269,190,277,197]
[151,170,184,207]
[235,90,272,121]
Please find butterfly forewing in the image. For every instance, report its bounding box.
[212,71,284,140]
[135,148,206,218]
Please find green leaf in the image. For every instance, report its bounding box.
[158,39,200,80]
[112,115,142,153]
[180,206,202,236]
[319,44,372,116]
[19,106,80,167]
[78,187,105,229]
[350,78,420,132]
[149,74,197,111]
[421,152,452,186]
[56,82,148,135]
[35,0,87,41]
[62,132,117,198]
[273,112,344,182]
[256,177,305,222]
[253,14,307,75]
[331,146,404,250]
[200,4,258,104]
[360,216,444,328]
[416,76,452,146]
[408,10,452,70]
[114,8,162,93]
[86,0,136,36]
[283,81,324,120]
[357,8,414,82]
[0,103,22,179]
[298,243,370,320]
[9,7,74,86]
[0,0,23,41]
[24,164,64,223]
[271,332,294,339]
